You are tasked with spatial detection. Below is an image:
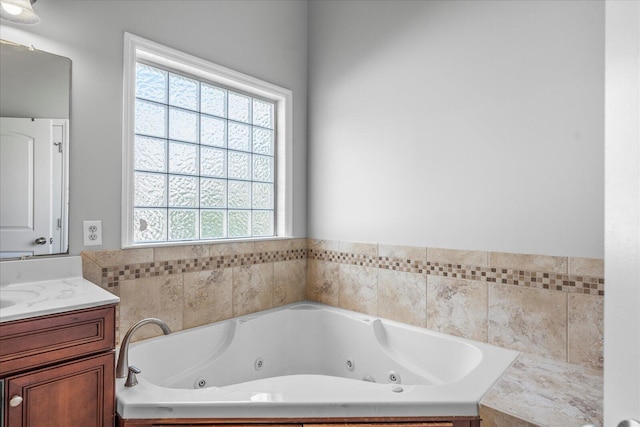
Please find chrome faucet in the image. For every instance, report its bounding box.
[116,318,172,378]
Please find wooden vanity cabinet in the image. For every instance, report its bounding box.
[1,305,116,427]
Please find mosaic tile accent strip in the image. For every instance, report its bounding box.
[308,249,604,296]
[101,248,307,287]
[95,245,603,295]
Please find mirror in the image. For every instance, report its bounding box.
[0,40,71,258]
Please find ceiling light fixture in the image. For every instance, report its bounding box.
[0,0,40,25]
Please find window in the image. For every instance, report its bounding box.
[122,33,292,247]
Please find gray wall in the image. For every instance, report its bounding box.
[3,0,605,259]
[307,0,604,258]
[3,0,308,254]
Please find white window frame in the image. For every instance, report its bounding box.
[122,32,293,248]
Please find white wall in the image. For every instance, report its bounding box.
[604,1,640,424]
[307,0,604,258]
[1,0,308,254]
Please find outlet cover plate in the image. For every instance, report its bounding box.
[83,220,103,246]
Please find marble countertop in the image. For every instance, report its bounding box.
[480,353,603,427]
[0,256,119,323]
[0,277,119,322]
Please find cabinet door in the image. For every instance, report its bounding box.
[6,352,114,427]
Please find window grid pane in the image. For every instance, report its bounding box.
[133,63,275,243]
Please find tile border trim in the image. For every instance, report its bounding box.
[309,249,604,296]
[100,248,307,287]
[89,244,603,296]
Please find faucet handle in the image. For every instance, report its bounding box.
[124,365,141,387]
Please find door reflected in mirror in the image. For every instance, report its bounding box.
[0,40,71,258]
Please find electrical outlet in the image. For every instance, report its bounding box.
[83,220,103,246]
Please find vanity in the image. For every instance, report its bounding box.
[0,256,119,427]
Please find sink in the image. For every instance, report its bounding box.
[0,289,41,308]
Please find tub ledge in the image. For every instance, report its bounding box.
[480,353,603,427]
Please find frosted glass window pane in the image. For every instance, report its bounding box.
[228,92,250,123]
[228,122,250,151]
[252,155,273,182]
[168,175,198,207]
[134,172,166,207]
[168,142,198,175]
[169,108,198,142]
[169,74,198,111]
[252,183,273,209]
[201,115,226,147]
[201,147,226,178]
[252,211,273,237]
[132,62,278,243]
[200,178,226,208]
[134,208,167,242]
[252,99,274,129]
[135,136,166,172]
[169,209,197,240]
[136,64,167,103]
[228,210,250,237]
[201,210,226,239]
[228,151,251,180]
[201,84,226,118]
[228,180,251,209]
[252,128,273,155]
[136,100,166,138]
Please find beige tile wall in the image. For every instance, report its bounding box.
[306,239,604,371]
[81,237,604,370]
[81,238,307,344]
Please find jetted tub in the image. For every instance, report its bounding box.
[116,302,518,420]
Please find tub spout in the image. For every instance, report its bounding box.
[116,318,172,378]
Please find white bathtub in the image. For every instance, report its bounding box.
[116,302,518,419]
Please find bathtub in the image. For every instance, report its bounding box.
[116,302,518,420]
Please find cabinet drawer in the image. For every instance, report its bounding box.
[0,305,115,375]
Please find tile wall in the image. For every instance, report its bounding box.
[306,239,604,371]
[81,238,604,370]
[81,239,307,343]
